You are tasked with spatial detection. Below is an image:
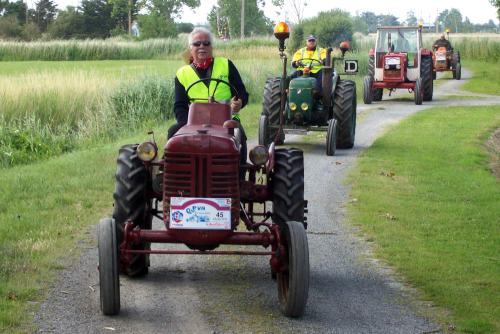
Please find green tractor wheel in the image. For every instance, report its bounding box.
[326,118,338,156]
[334,80,357,149]
[261,77,285,146]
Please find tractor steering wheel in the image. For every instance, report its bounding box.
[185,78,239,103]
[296,58,323,69]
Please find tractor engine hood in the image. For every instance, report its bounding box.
[288,76,317,124]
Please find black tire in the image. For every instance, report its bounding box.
[258,115,271,147]
[277,221,309,318]
[271,148,305,227]
[262,77,285,145]
[368,56,375,78]
[326,118,338,156]
[363,75,373,104]
[455,62,461,80]
[98,218,120,315]
[113,144,152,277]
[421,56,433,101]
[432,71,436,80]
[373,88,383,101]
[414,78,423,105]
[334,80,356,149]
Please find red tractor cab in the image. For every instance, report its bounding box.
[98,74,310,317]
[363,26,434,105]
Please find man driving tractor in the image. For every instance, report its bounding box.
[291,34,327,92]
[433,33,452,51]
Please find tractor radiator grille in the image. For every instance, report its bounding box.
[163,153,240,226]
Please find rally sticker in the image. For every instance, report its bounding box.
[170,197,232,230]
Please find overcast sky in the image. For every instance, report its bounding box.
[44,0,499,25]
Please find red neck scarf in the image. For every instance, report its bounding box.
[192,57,214,70]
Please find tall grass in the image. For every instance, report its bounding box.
[0,37,277,61]
[0,70,174,168]
[0,54,281,169]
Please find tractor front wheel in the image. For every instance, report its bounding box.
[271,148,305,227]
[455,62,462,80]
[326,118,338,156]
[363,76,373,104]
[277,221,309,317]
[113,144,152,277]
[334,80,356,149]
[373,89,383,101]
[421,56,433,101]
[261,77,285,146]
[414,78,423,105]
[98,218,120,316]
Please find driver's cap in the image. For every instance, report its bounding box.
[306,34,316,41]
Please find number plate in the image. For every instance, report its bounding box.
[170,197,232,230]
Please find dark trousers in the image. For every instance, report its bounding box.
[167,121,248,166]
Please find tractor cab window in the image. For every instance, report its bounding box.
[376,29,418,53]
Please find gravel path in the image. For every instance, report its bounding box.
[34,70,500,333]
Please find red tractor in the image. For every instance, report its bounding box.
[432,30,461,80]
[363,26,434,105]
[98,25,309,318]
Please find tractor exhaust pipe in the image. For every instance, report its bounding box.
[322,47,333,108]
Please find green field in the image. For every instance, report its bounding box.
[0,57,281,168]
[349,105,500,333]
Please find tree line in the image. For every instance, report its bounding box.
[0,0,498,41]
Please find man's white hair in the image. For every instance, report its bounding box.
[188,27,214,47]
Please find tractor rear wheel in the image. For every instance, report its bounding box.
[334,80,356,149]
[455,62,462,80]
[421,56,433,101]
[363,75,373,104]
[98,218,120,316]
[113,144,152,277]
[277,221,309,317]
[326,118,338,156]
[261,77,285,146]
[373,88,383,101]
[271,148,305,227]
[414,78,423,105]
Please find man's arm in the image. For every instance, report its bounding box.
[173,77,189,125]
[228,60,249,108]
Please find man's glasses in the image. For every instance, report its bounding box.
[192,41,211,47]
[307,39,316,42]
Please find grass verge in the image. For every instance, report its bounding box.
[463,60,500,96]
[348,105,500,334]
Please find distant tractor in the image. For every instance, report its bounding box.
[259,25,358,156]
[363,26,434,105]
[433,30,461,80]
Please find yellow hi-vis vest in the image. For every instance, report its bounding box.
[295,47,323,73]
[176,57,232,103]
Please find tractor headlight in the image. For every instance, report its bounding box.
[301,102,309,111]
[396,64,401,69]
[249,145,269,166]
[385,64,389,70]
[289,102,297,111]
[137,141,157,162]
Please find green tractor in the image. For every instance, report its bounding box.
[259,23,358,156]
